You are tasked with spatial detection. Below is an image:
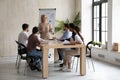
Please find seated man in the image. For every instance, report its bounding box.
[56,23,72,64]
[58,23,72,41]
[18,23,29,47]
[27,26,47,71]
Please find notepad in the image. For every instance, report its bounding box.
[62,40,70,45]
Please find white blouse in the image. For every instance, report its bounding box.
[75,34,83,44]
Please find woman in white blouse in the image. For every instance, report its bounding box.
[61,26,84,72]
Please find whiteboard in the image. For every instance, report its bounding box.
[39,8,56,32]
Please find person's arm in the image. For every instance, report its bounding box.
[75,35,83,44]
[34,35,40,46]
[79,33,84,44]
[38,23,42,33]
[49,23,53,32]
[59,32,66,41]
[35,34,47,44]
[35,35,48,51]
[23,32,28,41]
[39,38,48,44]
[69,37,75,44]
[60,31,72,41]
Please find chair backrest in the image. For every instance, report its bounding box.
[86,41,94,55]
[15,40,27,55]
[86,41,93,50]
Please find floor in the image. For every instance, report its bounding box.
[0,57,120,80]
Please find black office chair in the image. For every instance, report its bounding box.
[72,41,95,72]
[72,55,80,72]
[86,41,93,57]
[15,41,41,75]
[86,41,95,72]
[15,40,28,73]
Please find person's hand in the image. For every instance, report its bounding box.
[76,41,81,44]
[41,40,48,44]
[49,28,53,32]
[60,39,65,41]
[52,36,56,40]
[70,41,75,45]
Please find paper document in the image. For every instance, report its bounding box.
[62,40,70,44]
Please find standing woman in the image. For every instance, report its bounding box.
[38,14,53,39]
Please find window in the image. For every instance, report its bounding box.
[92,0,108,44]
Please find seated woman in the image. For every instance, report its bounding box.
[61,26,84,72]
[27,27,47,71]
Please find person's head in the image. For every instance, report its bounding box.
[68,23,75,32]
[73,26,80,34]
[63,23,69,31]
[22,23,29,32]
[41,14,48,23]
[74,26,84,42]
[32,26,39,34]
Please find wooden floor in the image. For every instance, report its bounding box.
[0,57,120,80]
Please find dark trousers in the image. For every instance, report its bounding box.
[57,48,65,60]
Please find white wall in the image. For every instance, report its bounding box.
[112,0,120,43]
[75,0,81,14]
[81,0,92,44]
[108,0,120,51]
[108,0,113,51]
[0,0,76,57]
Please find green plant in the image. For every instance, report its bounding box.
[73,12,81,26]
[92,41,102,47]
[54,19,69,33]
[54,12,81,33]
[92,41,96,46]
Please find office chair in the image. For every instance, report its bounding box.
[86,41,95,72]
[15,41,40,75]
[72,55,80,72]
[15,40,28,73]
[72,41,95,72]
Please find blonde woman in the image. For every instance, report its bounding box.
[39,14,52,39]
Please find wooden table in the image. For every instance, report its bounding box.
[41,40,86,79]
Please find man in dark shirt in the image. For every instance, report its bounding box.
[27,27,46,71]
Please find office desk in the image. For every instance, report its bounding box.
[41,40,86,79]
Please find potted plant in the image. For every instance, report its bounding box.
[92,41,102,47]
[54,12,81,33]
[54,19,69,33]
